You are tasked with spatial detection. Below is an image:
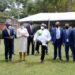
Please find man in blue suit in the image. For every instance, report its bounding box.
[72,27,75,46]
[62,23,75,61]
[2,19,15,62]
[51,22,63,60]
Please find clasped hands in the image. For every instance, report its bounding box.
[22,33,26,37]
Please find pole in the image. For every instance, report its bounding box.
[48,19,50,29]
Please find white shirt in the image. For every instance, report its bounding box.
[34,29,51,46]
[56,27,61,39]
[66,29,69,42]
[34,29,43,42]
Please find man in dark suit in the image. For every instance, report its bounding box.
[51,22,63,60]
[27,22,36,55]
[2,19,15,62]
[62,23,75,61]
[73,27,75,48]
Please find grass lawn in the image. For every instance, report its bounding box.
[0,39,75,75]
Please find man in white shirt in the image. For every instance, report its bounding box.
[56,27,61,39]
[34,23,51,63]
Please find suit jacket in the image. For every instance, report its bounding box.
[26,25,36,38]
[2,28,15,45]
[62,28,74,45]
[50,27,63,44]
[72,28,75,46]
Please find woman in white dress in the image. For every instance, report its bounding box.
[17,25,29,61]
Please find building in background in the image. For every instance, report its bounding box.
[0,16,19,31]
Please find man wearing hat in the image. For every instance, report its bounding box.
[62,23,75,61]
[51,22,63,60]
[2,19,15,62]
[34,23,51,63]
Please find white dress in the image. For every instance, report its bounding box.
[17,27,29,52]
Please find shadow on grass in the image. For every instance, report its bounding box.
[25,61,41,66]
[0,59,6,63]
[0,59,24,64]
[0,57,75,65]
[0,59,41,67]
[45,58,75,64]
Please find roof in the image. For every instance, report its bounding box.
[18,12,75,22]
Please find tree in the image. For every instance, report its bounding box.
[0,0,8,12]
[4,0,23,19]
[2,0,75,18]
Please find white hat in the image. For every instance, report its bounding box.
[55,22,60,25]
[41,23,46,27]
[5,19,11,25]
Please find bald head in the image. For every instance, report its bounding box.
[65,23,69,29]
[55,22,60,27]
[65,23,69,27]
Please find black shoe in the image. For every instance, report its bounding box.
[73,59,75,62]
[46,53,48,55]
[9,58,12,62]
[41,60,44,64]
[66,59,69,62]
[35,51,39,55]
[59,58,62,61]
[27,54,29,56]
[32,53,34,55]
[53,58,56,60]
[37,51,40,54]
[5,59,8,62]
[13,53,16,55]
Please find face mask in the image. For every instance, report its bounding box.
[8,26,12,29]
[56,25,59,28]
[21,26,24,29]
[41,26,44,30]
[65,26,69,29]
[6,24,10,28]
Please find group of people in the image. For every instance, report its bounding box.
[2,19,75,63]
[17,22,51,63]
[51,22,75,62]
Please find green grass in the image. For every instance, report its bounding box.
[0,39,75,75]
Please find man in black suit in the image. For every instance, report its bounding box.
[27,22,36,55]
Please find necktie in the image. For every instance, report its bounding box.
[7,29,10,36]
